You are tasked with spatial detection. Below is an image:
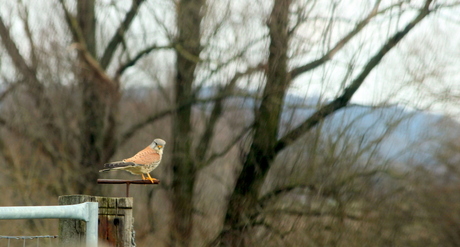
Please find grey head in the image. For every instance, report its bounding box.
[150,138,166,149]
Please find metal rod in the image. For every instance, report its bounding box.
[0,202,98,247]
[97,179,160,184]
[85,202,98,247]
[97,179,159,197]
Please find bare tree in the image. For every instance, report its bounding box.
[218,0,440,245]
[1,0,460,247]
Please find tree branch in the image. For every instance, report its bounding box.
[0,116,73,164]
[196,35,266,88]
[119,95,238,146]
[290,0,388,79]
[119,62,262,148]
[59,0,116,87]
[275,0,434,153]
[258,185,316,209]
[0,16,39,85]
[17,1,38,70]
[100,0,146,69]
[262,208,363,221]
[174,43,202,63]
[200,124,252,170]
[0,15,61,138]
[59,0,87,48]
[0,82,19,103]
[115,44,172,79]
[0,135,17,172]
[195,64,265,162]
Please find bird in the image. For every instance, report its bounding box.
[99,138,166,183]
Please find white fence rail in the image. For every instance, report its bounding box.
[0,202,98,247]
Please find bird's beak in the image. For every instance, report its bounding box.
[157,145,163,148]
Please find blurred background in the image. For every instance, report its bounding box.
[1,0,460,246]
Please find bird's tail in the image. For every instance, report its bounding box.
[99,161,122,172]
[99,161,136,173]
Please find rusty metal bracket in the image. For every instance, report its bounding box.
[97,179,160,197]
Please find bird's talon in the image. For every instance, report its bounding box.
[146,174,156,183]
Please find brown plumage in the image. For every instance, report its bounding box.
[123,146,161,164]
[100,138,166,183]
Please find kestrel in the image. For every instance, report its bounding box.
[99,138,166,183]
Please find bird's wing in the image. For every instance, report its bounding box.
[123,146,161,165]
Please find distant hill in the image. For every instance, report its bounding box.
[127,86,460,170]
[280,93,460,170]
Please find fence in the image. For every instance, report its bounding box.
[0,202,99,247]
[59,195,135,247]
[0,235,57,246]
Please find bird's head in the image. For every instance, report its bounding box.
[151,138,166,150]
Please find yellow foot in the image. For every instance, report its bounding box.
[146,173,156,183]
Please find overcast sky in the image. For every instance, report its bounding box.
[1,0,460,117]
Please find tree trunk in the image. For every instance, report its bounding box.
[221,0,292,245]
[76,0,120,194]
[170,0,204,246]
